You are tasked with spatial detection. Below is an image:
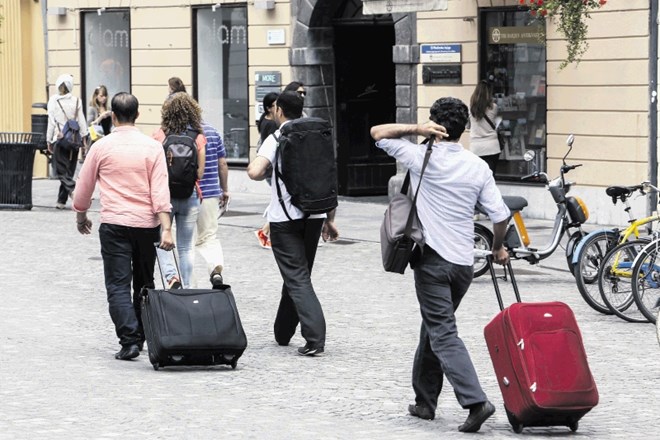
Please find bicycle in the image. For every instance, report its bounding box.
[571,182,660,315]
[598,238,653,323]
[473,135,589,278]
[630,237,660,324]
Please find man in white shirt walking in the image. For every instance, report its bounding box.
[247,91,328,356]
[370,97,510,433]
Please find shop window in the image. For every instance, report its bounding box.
[81,10,131,111]
[194,6,249,164]
[479,8,546,181]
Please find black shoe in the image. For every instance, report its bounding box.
[137,340,145,352]
[297,344,324,356]
[408,403,435,420]
[458,401,496,433]
[210,272,224,289]
[115,344,140,360]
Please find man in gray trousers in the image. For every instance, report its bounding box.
[370,97,510,433]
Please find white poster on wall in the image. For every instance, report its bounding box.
[363,0,448,15]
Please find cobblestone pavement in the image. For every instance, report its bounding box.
[1,176,658,439]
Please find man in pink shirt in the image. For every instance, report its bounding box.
[73,92,174,361]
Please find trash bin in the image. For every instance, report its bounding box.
[31,103,48,153]
[0,132,40,210]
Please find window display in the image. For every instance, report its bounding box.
[480,8,546,181]
[194,6,249,163]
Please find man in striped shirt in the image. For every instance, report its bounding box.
[197,122,229,287]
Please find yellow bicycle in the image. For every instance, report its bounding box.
[572,181,660,315]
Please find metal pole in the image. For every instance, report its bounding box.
[649,0,659,215]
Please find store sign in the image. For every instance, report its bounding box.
[488,26,544,45]
[255,71,281,86]
[420,44,461,63]
[363,0,448,15]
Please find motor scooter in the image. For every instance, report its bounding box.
[473,135,590,277]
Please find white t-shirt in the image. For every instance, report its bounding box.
[257,121,326,223]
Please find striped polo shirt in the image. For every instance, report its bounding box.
[199,122,227,199]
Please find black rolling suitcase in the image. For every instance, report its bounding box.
[141,248,247,370]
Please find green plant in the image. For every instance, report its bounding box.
[521,0,608,69]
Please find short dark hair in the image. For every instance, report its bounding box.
[111,92,139,124]
[429,97,469,141]
[276,91,303,120]
[283,81,304,92]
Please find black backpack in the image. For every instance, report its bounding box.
[163,129,199,199]
[56,99,83,151]
[275,117,338,219]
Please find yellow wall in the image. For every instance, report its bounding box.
[0,0,48,176]
[43,0,656,201]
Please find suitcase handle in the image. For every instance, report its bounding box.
[153,242,182,289]
[486,255,522,311]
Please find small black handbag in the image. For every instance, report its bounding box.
[380,139,433,274]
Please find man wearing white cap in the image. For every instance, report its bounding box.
[47,74,89,209]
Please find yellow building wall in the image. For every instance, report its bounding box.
[46,0,292,143]
[43,0,655,198]
[0,0,48,177]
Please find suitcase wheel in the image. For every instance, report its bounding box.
[230,358,238,370]
[505,407,523,434]
[569,421,579,432]
[148,351,160,371]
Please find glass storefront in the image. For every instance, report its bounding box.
[194,6,249,164]
[480,8,547,181]
[81,10,131,110]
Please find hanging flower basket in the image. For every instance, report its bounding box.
[521,0,608,69]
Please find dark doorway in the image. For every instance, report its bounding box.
[334,22,396,196]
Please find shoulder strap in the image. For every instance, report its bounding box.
[403,136,434,238]
[483,114,496,130]
[273,144,294,222]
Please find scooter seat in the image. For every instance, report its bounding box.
[502,196,528,212]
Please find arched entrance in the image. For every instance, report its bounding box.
[291,0,418,196]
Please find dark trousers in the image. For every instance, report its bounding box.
[99,223,159,347]
[412,246,488,411]
[53,144,78,204]
[480,153,499,176]
[269,218,326,348]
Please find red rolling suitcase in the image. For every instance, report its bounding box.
[483,258,599,433]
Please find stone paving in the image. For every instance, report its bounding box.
[1,176,658,439]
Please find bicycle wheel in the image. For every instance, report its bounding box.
[598,240,650,323]
[574,231,619,314]
[630,240,660,323]
[473,223,494,278]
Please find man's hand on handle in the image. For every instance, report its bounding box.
[492,246,510,266]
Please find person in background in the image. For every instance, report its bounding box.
[167,77,187,100]
[86,85,113,157]
[152,92,206,289]
[73,92,174,361]
[371,96,510,433]
[254,92,280,249]
[196,120,230,288]
[469,80,500,175]
[46,73,89,210]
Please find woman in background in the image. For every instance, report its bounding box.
[469,81,500,175]
[86,85,112,157]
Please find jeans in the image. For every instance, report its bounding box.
[54,144,78,204]
[99,223,159,347]
[411,246,488,411]
[270,218,326,348]
[195,197,224,276]
[157,193,200,288]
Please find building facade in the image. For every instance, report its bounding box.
[2,0,658,224]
